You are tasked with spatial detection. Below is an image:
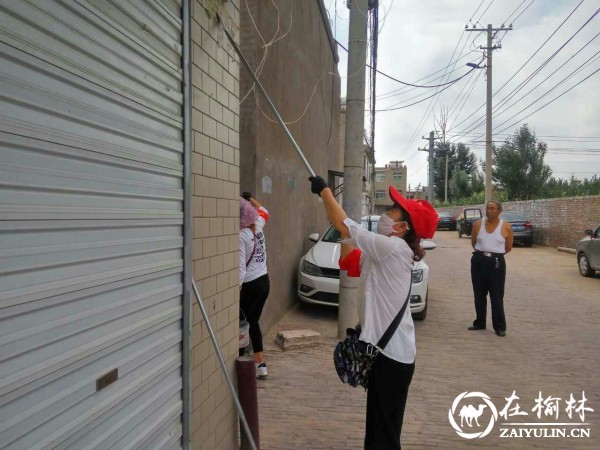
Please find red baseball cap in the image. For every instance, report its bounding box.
[388,186,437,239]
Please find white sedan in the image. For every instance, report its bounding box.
[297,215,435,320]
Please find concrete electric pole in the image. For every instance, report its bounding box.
[338,0,369,339]
[466,24,512,203]
[418,131,437,203]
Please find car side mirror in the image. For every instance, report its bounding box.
[308,233,320,243]
[584,229,593,237]
[422,239,436,250]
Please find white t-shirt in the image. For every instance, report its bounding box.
[342,217,416,364]
[239,206,269,284]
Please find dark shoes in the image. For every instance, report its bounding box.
[468,325,506,336]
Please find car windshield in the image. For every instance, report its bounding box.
[322,225,341,243]
[465,210,481,219]
[437,211,453,218]
[501,212,526,222]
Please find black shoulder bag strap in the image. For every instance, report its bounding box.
[245,234,257,267]
[376,282,413,351]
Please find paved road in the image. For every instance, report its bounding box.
[257,231,599,449]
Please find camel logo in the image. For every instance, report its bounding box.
[449,391,498,439]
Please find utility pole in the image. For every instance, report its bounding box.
[418,131,437,203]
[444,152,448,203]
[466,23,512,203]
[338,0,369,339]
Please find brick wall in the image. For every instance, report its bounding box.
[190,1,240,449]
[437,195,600,248]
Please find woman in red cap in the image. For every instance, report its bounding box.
[309,175,437,450]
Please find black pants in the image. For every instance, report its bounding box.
[364,354,415,450]
[240,274,270,354]
[470,252,506,332]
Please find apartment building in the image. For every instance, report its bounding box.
[373,161,408,213]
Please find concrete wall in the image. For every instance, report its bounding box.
[190,1,240,448]
[239,0,341,333]
[436,195,600,248]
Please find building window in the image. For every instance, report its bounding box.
[375,190,386,199]
[393,172,403,182]
[375,174,385,182]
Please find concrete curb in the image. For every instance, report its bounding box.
[557,246,576,254]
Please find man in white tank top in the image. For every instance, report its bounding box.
[468,201,514,337]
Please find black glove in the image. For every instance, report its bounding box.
[309,176,328,196]
[241,192,252,201]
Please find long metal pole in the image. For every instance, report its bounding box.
[191,281,258,450]
[485,24,493,204]
[338,0,369,339]
[220,21,316,178]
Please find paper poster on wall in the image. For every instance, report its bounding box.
[262,176,272,194]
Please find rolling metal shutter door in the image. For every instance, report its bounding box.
[0,1,185,448]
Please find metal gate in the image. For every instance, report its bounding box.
[0,0,185,448]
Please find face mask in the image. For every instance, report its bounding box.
[377,214,402,236]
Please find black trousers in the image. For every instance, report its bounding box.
[240,274,270,354]
[470,252,506,332]
[364,353,415,450]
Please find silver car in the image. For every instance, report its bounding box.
[576,225,600,277]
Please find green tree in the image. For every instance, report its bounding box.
[450,170,471,199]
[471,170,484,193]
[541,175,600,198]
[433,142,478,201]
[492,124,552,200]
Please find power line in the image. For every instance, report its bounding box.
[492,47,600,127]
[495,66,600,134]
[476,0,496,24]
[375,67,478,111]
[376,54,480,100]
[336,40,476,88]
[447,0,587,138]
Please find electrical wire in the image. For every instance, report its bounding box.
[469,0,487,24]
[494,66,600,135]
[376,54,481,100]
[376,65,480,111]
[476,0,496,24]
[400,29,481,158]
[492,35,600,121]
[336,40,476,88]
[447,0,587,137]
[452,9,600,143]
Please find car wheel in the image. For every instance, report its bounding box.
[578,253,595,277]
[524,240,533,247]
[412,290,428,321]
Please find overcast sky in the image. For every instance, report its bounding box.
[325,0,600,190]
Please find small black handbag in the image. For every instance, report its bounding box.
[333,287,411,390]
